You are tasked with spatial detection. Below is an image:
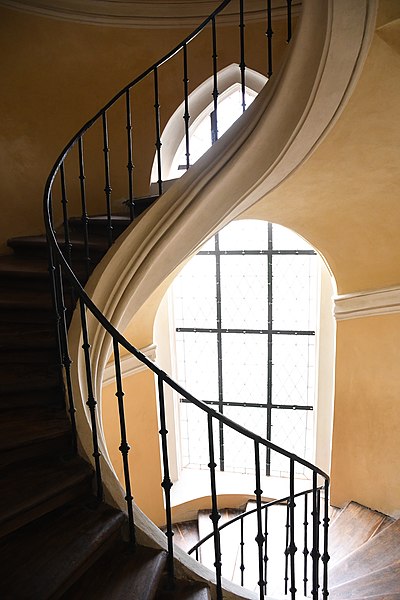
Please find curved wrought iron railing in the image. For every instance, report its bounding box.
[189,486,329,598]
[43,1,329,599]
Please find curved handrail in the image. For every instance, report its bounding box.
[187,486,320,556]
[43,1,330,598]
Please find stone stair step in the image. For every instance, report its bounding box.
[0,455,93,538]
[62,541,167,599]
[329,518,400,588]
[0,502,125,599]
[328,501,390,567]
[329,562,400,599]
[156,579,211,599]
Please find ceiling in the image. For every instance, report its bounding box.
[0,0,300,28]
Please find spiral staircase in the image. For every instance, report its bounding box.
[0,1,387,599]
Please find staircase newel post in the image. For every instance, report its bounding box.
[113,339,136,547]
[157,374,175,588]
[321,479,330,599]
[254,441,265,600]
[207,413,223,600]
[79,298,103,501]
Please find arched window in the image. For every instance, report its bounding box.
[150,64,267,187]
[171,219,319,478]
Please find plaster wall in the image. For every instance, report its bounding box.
[0,5,291,253]
[242,6,400,516]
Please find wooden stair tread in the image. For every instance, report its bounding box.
[0,255,49,278]
[0,502,125,599]
[329,562,400,599]
[62,542,167,599]
[0,408,70,453]
[0,361,60,394]
[0,456,93,538]
[329,501,390,566]
[330,518,400,587]
[0,387,64,410]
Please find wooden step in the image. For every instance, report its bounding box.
[156,579,211,599]
[0,255,50,280]
[171,519,199,553]
[67,214,132,238]
[62,542,167,599]
[8,234,109,261]
[0,408,71,467]
[329,562,400,599]
[0,321,56,350]
[197,508,243,584]
[329,518,400,587]
[0,455,93,538]
[0,387,65,410]
[328,501,390,566]
[0,502,125,599]
[0,359,60,394]
[344,595,400,600]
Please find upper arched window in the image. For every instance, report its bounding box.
[150,64,267,187]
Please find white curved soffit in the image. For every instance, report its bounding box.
[0,0,301,27]
[68,0,377,578]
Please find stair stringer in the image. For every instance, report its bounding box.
[65,1,377,598]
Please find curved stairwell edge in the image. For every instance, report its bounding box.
[63,0,377,596]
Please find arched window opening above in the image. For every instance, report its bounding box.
[150,64,267,188]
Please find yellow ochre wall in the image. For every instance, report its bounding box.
[0,5,289,254]
[243,3,400,516]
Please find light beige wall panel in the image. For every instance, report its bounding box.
[330,313,400,517]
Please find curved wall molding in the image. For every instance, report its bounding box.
[102,344,157,386]
[0,0,301,28]
[334,286,400,321]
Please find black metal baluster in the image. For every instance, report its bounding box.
[303,492,309,596]
[287,0,293,43]
[113,339,135,546]
[183,43,190,170]
[153,67,163,196]
[157,374,175,587]
[322,480,330,599]
[47,238,77,455]
[254,442,265,600]
[79,298,103,501]
[240,516,245,586]
[195,548,199,561]
[125,89,135,222]
[207,414,222,600]
[263,506,268,593]
[288,458,297,599]
[102,111,113,247]
[311,473,321,599]
[239,0,246,113]
[266,0,273,78]
[78,136,91,279]
[60,162,72,265]
[211,16,219,144]
[284,502,290,595]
